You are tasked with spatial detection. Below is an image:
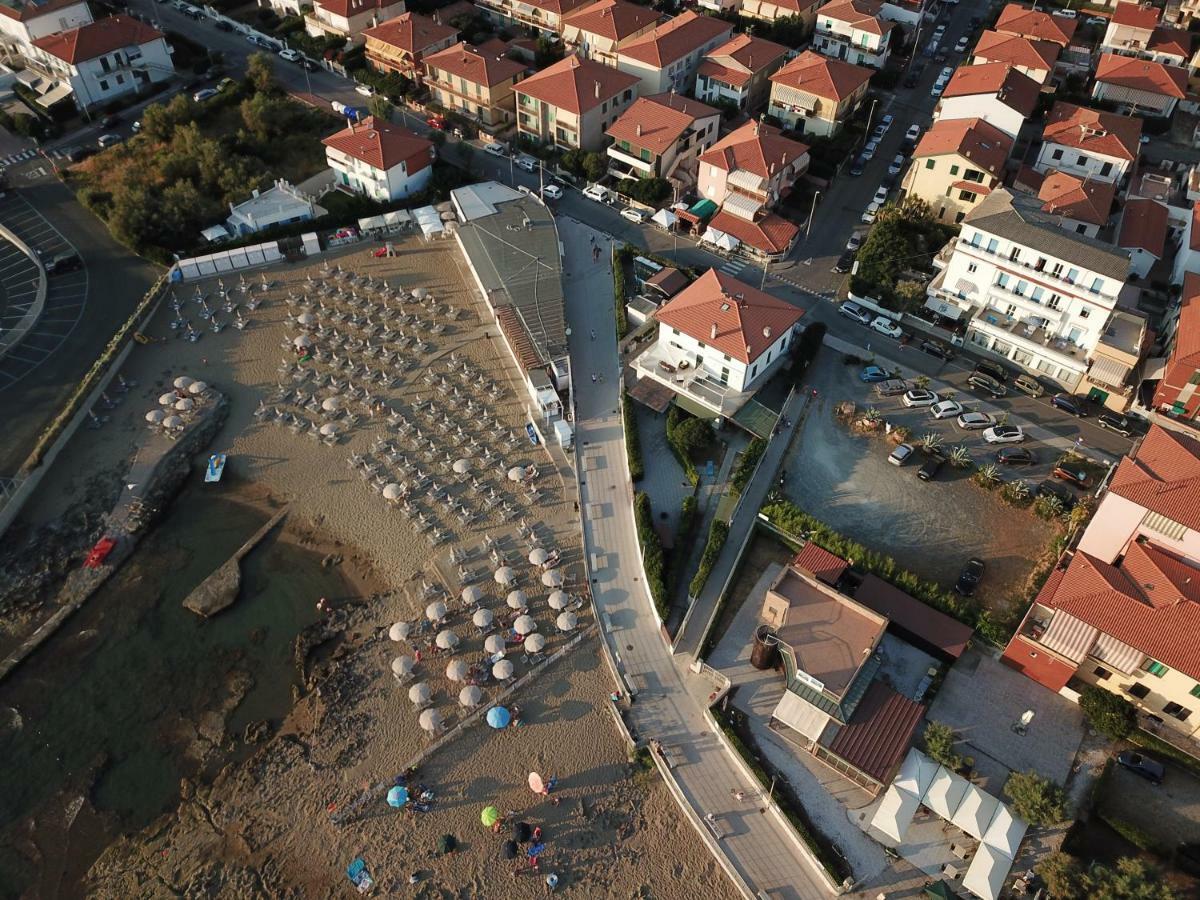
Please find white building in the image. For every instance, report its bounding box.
[1035,101,1142,185]
[322,116,435,202]
[306,0,407,45]
[224,179,326,237]
[1093,52,1187,117]
[27,16,173,111]
[633,268,805,417]
[0,0,92,63]
[934,62,1039,143]
[615,11,733,96]
[1172,204,1200,285]
[927,188,1131,390]
[811,0,894,69]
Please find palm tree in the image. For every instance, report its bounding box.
[914,375,931,391]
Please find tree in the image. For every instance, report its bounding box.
[582,151,607,184]
[139,101,179,142]
[1080,686,1136,740]
[923,721,964,770]
[1003,770,1067,826]
[368,93,394,121]
[535,35,564,68]
[1092,857,1176,900]
[672,417,713,458]
[1036,852,1087,900]
[246,51,277,95]
[895,279,925,311]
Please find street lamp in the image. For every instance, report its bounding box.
[863,98,879,147]
[805,190,821,238]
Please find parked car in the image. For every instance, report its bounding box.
[63,145,94,163]
[279,48,301,62]
[967,372,1007,398]
[931,77,948,97]
[214,19,233,30]
[99,113,120,129]
[973,359,1010,382]
[1051,393,1089,417]
[483,141,507,157]
[131,119,142,133]
[919,339,955,361]
[859,365,890,382]
[354,83,375,96]
[862,202,880,224]
[1013,373,1044,398]
[880,113,894,131]
[43,251,82,275]
[930,399,965,419]
[902,389,940,408]
[954,558,985,596]
[933,23,946,39]
[850,155,868,176]
[872,123,887,142]
[871,316,903,338]
[1052,7,1076,16]
[863,139,879,160]
[888,154,905,176]
[97,133,124,148]
[832,251,855,274]
[1085,14,1107,25]
[582,184,610,202]
[515,154,537,172]
[917,453,945,482]
[1116,751,1165,785]
[541,184,563,201]
[846,232,864,252]
[996,447,1036,466]
[1037,479,1077,509]
[1052,464,1092,489]
[984,425,1025,444]
[217,77,236,92]
[889,443,915,466]
[940,65,955,80]
[956,411,996,430]
[954,36,969,52]
[839,301,873,325]
[620,207,647,224]
[1097,412,1135,436]
[904,124,922,143]
[875,378,909,397]
[873,185,889,206]
[192,88,217,102]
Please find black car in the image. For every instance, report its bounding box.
[917,453,944,482]
[955,558,985,596]
[1098,412,1134,436]
[1117,751,1165,785]
[967,372,1007,398]
[849,155,866,176]
[919,339,955,361]
[996,447,1036,466]
[214,19,233,30]
[1036,479,1077,510]
[99,113,120,129]
[44,251,82,274]
[832,251,855,274]
[1051,393,1089,417]
[973,359,1010,382]
[63,145,95,163]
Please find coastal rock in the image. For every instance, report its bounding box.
[243,721,270,745]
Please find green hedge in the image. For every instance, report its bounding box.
[665,405,701,487]
[731,438,767,494]
[671,494,700,598]
[622,387,644,482]
[634,492,668,620]
[689,519,729,598]
[613,251,629,340]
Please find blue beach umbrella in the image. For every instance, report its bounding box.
[486,706,511,729]
[387,786,409,808]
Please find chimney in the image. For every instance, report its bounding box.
[711,323,718,340]
[763,325,771,339]
[594,81,601,98]
[636,123,642,136]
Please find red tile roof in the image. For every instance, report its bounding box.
[1148,27,1192,60]
[854,574,974,660]
[605,93,719,155]
[912,117,1011,178]
[941,62,1040,115]
[1111,1,1160,29]
[562,0,660,41]
[822,681,925,784]
[1095,53,1187,99]
[515,54,639,114]
[793,542,849,586]
[32,15,162,64]
[1042,101,1142,162]
[424,40,527,86]
[701,33,789,81]
[525,0,595,15]
[757,0,821,10]
[0,0,83,22]
[769,49,873,102]
[315,0,402,18]
[321,116,433,171]
[1109,424,1200,532]
[1043,543,1200,680]
[973,29,1060,73]
[1037,170,1115,226]
[653,268,804,363]
[994,2,1077,46]
[1118,197,1168,257]
[618,11,732,68]
[363,12,457,54]
[698,119,809,179]
[707,209,799,255]
[817,0,894,36]
[1171,273,1200,367]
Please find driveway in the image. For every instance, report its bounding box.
[1102,756,1200,847]
[783,350,1056,605]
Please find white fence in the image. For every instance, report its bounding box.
[172,240,289,281]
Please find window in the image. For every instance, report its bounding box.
[99,79,109,91]
[967,263,977,273]
[950,164,960,176]
[1190,684,1200,699]
[1093,666,1112,680]
[1076,154,1088,166]
[997,272,1010,288]
[1163,702,1191,720]
[1100,161,1113,176]
[1031,287,1044,303]
[719,366,729,385]
[1047,294,1061,310]
[925,159,936,169]
[964,169,984,182]
[672,328,680,335]
[955,212,965,223]
[1066,267,1079,283]
[1090,276,1104,294]
[1010,248,1021,262]
[1015,280,1028,296]
[986,238,998,253]
[623,89,632,101]
[750,363,758,378]
[1190,369,1200,386]
[969,232,982,247]
[723,353,731,361]
[1079,308,1090,319]
[1051,148,1063,160]
[959,190,977,202]
[1128,683,1151,699]
[1144,658,1169,677]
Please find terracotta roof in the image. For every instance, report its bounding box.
[1171,273,1200,366]
[912,117,1011,178]
[994,2,1077,46]
[516,54,638,114]
[822,681,925,784]
[1095,53,1187,99]
[769,49,873,102]
[817,0,893,36]
[1148,27,1192,60]
[562,0,661,41]
[424,41,527,86]
[32,15,162,64]
[793,542,849,586]
[315,0,402,17]
[1190,204,1200,252]
[1013,163,1046,193]
[702,33,789,78]
[698,119,809,180]
[707,209,799,255]
[756,0,821,11]
[605,92,719,155]
[951,180,993,196]
[1042,101,1142,162]
[653,268,804,363]
[321,116,433,171]
[941,62,1039,115]
[1111,1,1159,29]
[645,265,690,298]
[854,574,973,660]
[1118,197,1168,257]
[363,12,457,54]
[618,11,732,68]
[973,29,1059,72]
[1037,170,1115,227]
[1043,543,1200,681]
[525,0,595,15]
[1108,424,1200,532]
[0,0,83,22]
[430,0,477,24]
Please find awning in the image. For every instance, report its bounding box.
[202,224,231,242]
[981,803,1028,858]
[924,297,966,320]
[728,169,765,193]
[721,190,764,220]
[651,208,676,229]
[37,81,74,107]
[1040,610,1099,663]
[1142,356,1169,381]
[771,689,832,742]
[1091,632,1143,673]
[962,843,1012,900]
[870,783,921,843]
[924,767,969,820]
[951,784,1000,841]
[1087,353,1132,389]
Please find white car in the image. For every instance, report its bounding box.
[872,186,889,206]
[887,154,905,176]
[846,232,864,251]
[483,142,507,157]
[940,66,955,80]
[515,154,536,172]
[931,78,948,97]
[1085,14,1107,25]
[279,48,301,62]
[956,412,997,430]
[862,202,880,224]
[889,443,915,466]
[1052,7,1076,17]
[582,184,609,203]
[954,36,969,52]
[880,113,894,131]
[902,389,940,408]
[192,88,217,102]
[620,207,647,224]
[930,399,964,419]
[863,140,879,160]
[933,23,946,38]
[541,184,563,200]
[904,124,921,143]
[870,316,903,338]
[983,425,1026,444]
[354,83,374,97]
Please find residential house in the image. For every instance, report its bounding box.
[305,0,407,44]
[28,16,173,112]
[694,33,789,112]
[1035,101,1142,185]
[935,63,1039,142]
[632,268,804,416]
[1144,27,1194,68]
[1174,205,1200,286]
[1118,197,1169,279]
[515,53,639,151]
[878,0,929,27]
[1079,304,1150,409]
[363,12,458,80]
[423,41,527,128]
[0,0,92,66]
[561,0,661,67]
[1101,1,1160,57]
[605,92,721,195]
[925,187,1131,390]
[740,0,821,29]
[1032,169,1116,238]
[322,116,435,201]
[1093,52,1187,116]
[472,0,599,37]
[223,180,325,237]
[811,0,894,69]
[902,117,1012,225]
[970,29,1059,85]
[993,2,1077,48]
[615,12,734,96]
[767,49,872,137]
[1151,274,1200,421]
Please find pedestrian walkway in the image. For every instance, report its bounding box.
[718,256,751,277]
[561,218,834,899]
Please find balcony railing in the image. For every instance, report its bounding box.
[961,241,1118,302]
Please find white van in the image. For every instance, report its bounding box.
[582,184,610,203]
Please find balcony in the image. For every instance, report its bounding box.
[633,342,749,417]
[607,145,654,177]
[960,241,1119,304]
[971,308,1088,369]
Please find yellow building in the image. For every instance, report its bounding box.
[901,117,1011,224]
[423,41,528,128]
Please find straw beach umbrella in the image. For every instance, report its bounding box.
[388,622,410,642]
[459,685,482,708]
[548,590,569,611]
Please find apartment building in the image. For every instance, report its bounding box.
[766,49,872,137]
[1117,197,1169,279]
[1101,1,1160,55]
[970,29,1059,84]
[322,116,435,201]
[1151,273,1200,421]
[363,12,458,79]
[515,53,638,151]
[561,0,661,66]
[423,41,527,128]
[740,0,821,27]
[1035,101,1142,185]
[1031,169,1116,238]
[811,0,894,69]
[935,63,1039,142]
[1093,52,1188,116]
[902,117,1011,224]
[615,12,733,96]
[473,0,598,37]
[305,0,407,44]
[694,33,789,112]
[0,0,92,65]
[993,2,1077,47]
[605,92,721,190]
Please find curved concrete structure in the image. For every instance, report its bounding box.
[0,223,47,361]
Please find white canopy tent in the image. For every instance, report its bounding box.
[951,784,1000,841]
[981,803,1027,858]
[869,782,921,844]
[700,227,739,253]
[413,206,444,239]
[651,208,676,230]
[962,843,1010,900]
[924,767,970,820]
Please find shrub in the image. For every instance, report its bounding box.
[1080,686,1136,740]
[731,438,767,494]
[622,387,644,481]
[616,176,672,207]
[1033,492,1065,520]
[923,721,964,770]
[634,492,668,619]
[1004,770,1067,826]
[612,252,628,339]
[689,519,729,598]
[974,464,1001,489]
[918,431,942,453]
[948,445,972,469]
[1001,479,1031,505]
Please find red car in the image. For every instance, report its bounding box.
[1052,465,1091,490]
[426,115,447,130]
[83,536,117,568]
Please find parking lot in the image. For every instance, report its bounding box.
[784,350,1057,605]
